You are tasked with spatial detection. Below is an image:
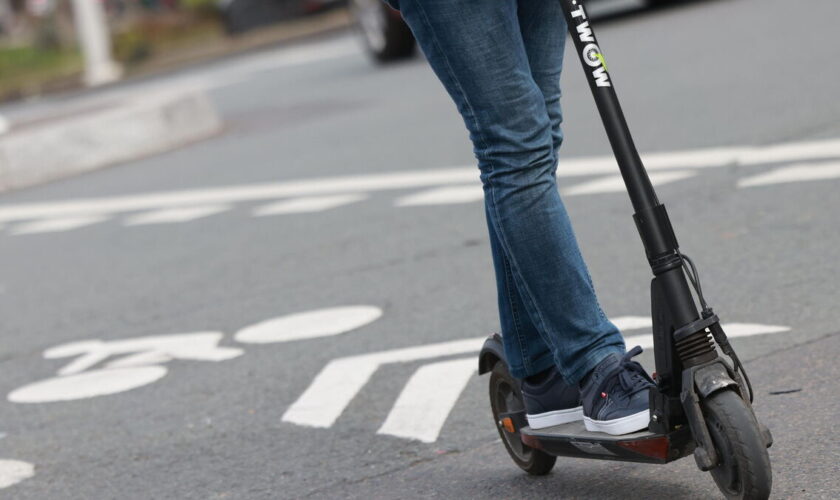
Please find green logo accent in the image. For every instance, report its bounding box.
[595,52,608,71]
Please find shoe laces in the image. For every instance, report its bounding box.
[606,346,654,398]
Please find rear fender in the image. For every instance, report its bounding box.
[478,333,505,375]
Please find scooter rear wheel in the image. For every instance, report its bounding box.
[489,360,556,476]
[701,390,772,499]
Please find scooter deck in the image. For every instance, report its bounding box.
[521,421,695,464]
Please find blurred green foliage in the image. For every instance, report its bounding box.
[0,45,82,99]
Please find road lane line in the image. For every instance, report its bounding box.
[2,137,840,223]
[252,194,368,216]
[738,161,840,188]
[0,169,479,222]
[611,316,653,331]
[624,323,791,349]
[8,215,108,235]
[735,139,840,166]
[123,205,230,225]
[377,357,476,443]
[563,170,696,197]
[395,185,484,207]
[281,337,485,428]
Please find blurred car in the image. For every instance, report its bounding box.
[348,0,414,62]
[220,0,343,34]
[349,0,679,63]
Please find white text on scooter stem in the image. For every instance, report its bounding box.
[571,3,612,87]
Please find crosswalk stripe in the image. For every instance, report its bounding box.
[377,357,476,443]
[563,170,696,197]
[737,161,840,188]
[9,215,108,235]
[394,185,484,207]
[123,205,230,225]
[252,194,368,216]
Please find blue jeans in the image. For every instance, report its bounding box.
[393,0,626,383]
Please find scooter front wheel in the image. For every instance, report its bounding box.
[701,390,772,499]
[489,361,556,475]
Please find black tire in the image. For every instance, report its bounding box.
[349,0,415,63]
[701,390,772,500]
[489,361,556,476]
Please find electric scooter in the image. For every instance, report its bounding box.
[478,2,773,499]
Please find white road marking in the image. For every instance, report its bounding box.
[563,170,696,197]
[281,337,485,428]
[284,321,790,440]
[8,215,107,235]
[8,307,379,404]
[377,357,476,443]
[44,332,242,376]
[8,367,168,403]
[735,139,840,166]
[0,459,34,489]
[395,185,484,207]
[1,137,839,225]
[624,323,791,349]
[611,316,653,331]
[8,332,243,403]
[0,169,478,222]
[0,114,9,135]
[252,194,367,216]
[123,205,230,225]
[738,161,840,188]
[234,306,383,344]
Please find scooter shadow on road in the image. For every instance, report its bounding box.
[476,466,708,500]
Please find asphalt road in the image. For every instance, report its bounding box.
[2,0,840,498]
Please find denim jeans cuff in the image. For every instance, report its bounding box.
[560,344,625,385]
[508,350,555,380]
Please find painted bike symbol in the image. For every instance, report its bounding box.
[8,306,382,404]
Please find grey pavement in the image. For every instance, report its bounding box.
[1,0,839,498]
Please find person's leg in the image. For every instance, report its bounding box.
[517,0,565,167]
[397,0,624,384]
[516,0,627,374]
[486,204,555,379]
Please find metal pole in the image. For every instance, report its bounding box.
[70,0,122,86]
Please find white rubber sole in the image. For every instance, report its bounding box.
[584,409,650,435]
[526,406,584,430]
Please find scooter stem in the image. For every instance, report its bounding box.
[560,0,659,213]
[559,0,715,378]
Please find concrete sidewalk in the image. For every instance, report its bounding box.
[0,91,221,192]
[0,8,355,193]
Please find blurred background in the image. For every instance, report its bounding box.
[0,0,347,100]
[1,0,839,498]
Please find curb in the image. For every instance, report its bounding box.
[0,91,222,193]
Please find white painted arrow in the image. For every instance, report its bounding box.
[282,321,790,442]
[281,337,485,428]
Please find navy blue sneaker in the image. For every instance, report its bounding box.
[580,346,655,435]
[521,367,583,430]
